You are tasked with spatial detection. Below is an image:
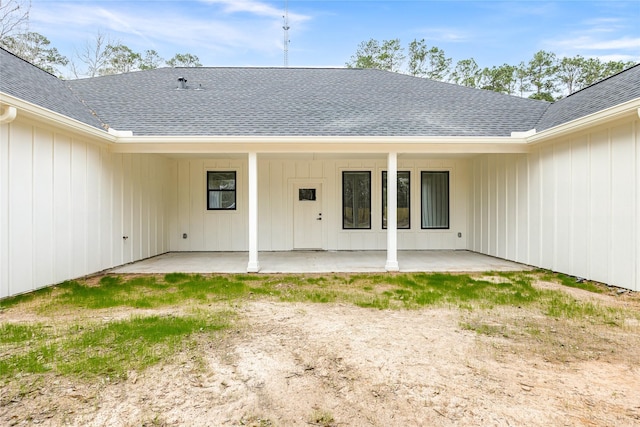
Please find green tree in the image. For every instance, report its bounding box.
[167,53,202,67]
[100,44,141,75]
[378,38,405,72]
[1,31,68,75]
[527,50,558,100]
[346,38,405,71]
[407,38,428,76]
[557,55,585,96]
[479,64,517,94]
[450,58,480,87]
[422,46,451,80]
[346,38,381,69]
[514,62,530,97]
[346,37,638,98]
[601,60,635,79]
[139,49,164,70]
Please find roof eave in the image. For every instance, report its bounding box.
[0,92,113,142]
[526,97,640,145]
[110,135,530,154]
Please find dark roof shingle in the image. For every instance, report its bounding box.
[0,48,104,129]
[66,67,549,137]
[536,63,640,131]
[2,46,638,139]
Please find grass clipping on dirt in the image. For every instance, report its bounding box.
[1,271,638,384]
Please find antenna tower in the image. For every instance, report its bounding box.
[282,0,290,67]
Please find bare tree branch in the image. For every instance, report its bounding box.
[0,0,31,40]
[74,31,117,77]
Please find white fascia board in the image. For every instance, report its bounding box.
[111,135,529,154]
[526,97,640,144]
[0,92,115,142]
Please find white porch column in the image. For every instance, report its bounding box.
[385,151,399,271]
[247,151,260,272]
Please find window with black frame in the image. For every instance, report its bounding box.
[207,171,236,210]
[421,171,449,229]
[342,171,371,229]
[382,171,410,229]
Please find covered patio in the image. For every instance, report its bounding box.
[109,250,531,274]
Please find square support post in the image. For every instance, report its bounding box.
[247,152,260,272]
[385,151,399,271]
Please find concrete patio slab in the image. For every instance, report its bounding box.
[109,250,531,274]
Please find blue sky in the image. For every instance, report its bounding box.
[28,0,640,72]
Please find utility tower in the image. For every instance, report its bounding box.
[282,0,290,67]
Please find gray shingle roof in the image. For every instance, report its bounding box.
[0,48,103,129]
[66,67,549,137]
[535,63,640,131]
[2,45,638,139]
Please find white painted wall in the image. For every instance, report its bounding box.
[470,117,639,291]
[170,156,470,252]
[0,118,172,298]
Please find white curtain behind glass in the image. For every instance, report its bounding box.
[421,172,449,228]
[209,192,221,209]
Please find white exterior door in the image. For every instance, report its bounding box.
[294,183,323,249]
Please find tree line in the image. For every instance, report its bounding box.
[0,0,202,78]
[346,38,637,101]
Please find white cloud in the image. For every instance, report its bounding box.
[543,10,639,61]
[546,35,640,52]
[581,17,625,32]
[592,53,639,62]
[201,0,310,23]
[28,0,312,64]
[416,27,469,43]
[587,37,640,50]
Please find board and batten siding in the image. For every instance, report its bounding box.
[0,118,172,298]
[470,117,640,291]
[170,156,470,252]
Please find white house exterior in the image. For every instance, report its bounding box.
[1,47,639,297]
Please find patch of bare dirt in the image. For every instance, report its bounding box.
[2,284,640,426]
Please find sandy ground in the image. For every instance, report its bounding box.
[1,281,640,427]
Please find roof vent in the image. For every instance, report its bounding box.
[177,77,187,89]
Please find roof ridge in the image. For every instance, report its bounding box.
[557,62,640,100]
[533,62,640,132]
[64,82,109,131]
[0,47,105,130]
[0,46,58,78]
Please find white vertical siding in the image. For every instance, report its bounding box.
[539,144,555,270]
[52,134,73,283]
[568,136,589,278]
[0,119,172,297]
[100,148,113,271]
[505,158,517,260]
[111,154,124,266]
[0,118,9,296]
[470,117,639,291]
[171,156,470,252]
[515,154,529,264]
[33,128,54,289]
[610,123,636,288]
[589,130,612,284]
[480,157,490,254]
[171,158,247,252]
[9,122,34,295]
